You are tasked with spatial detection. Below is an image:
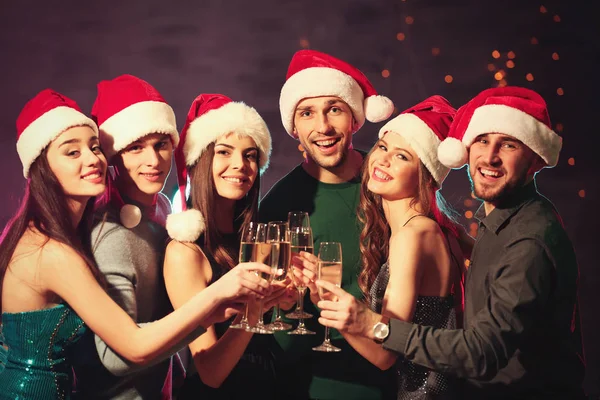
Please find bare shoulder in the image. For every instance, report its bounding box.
[166,240,205,260]
[164,240,212,281]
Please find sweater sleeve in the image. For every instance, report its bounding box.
[91,222,205,377]
[382,239,554,379]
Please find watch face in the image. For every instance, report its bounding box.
[374,322,389,340]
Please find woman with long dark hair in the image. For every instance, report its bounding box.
[0,89,273,400]
[298,96,470,399]
[164,93,287,399]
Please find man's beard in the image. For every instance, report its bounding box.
[304,141,348,170]
[468,166,529,203]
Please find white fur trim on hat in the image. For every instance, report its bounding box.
[17,106,98,178]
[379,113,449,186]
[279,67,365,136]
[184,101,271,171]
[462,104,562,167]
[364,95,395,123]
[166,208,205,242]
[99,100,179,158]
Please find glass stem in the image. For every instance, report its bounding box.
[274,305,281,322]
[241,303,249,323]
[297,287,306,327]
[324,326,330,344]
[257,301,264,326]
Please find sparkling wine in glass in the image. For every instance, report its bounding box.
[230,222,266,331]
[313,242,343,352]
[249,239,276,334]
[265,222,293,331]
[287,226,315,335]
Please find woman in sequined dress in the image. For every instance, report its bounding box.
[297,96,470,399]
[0,89,274,400]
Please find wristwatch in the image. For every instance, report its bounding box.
[373,316,390,343]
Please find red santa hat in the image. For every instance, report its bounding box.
[437,86,562,169]
[378,95,456,186]
[279,50,394,137]
[16,88,98,178]
[166,93,272,242]
[91,74,179,158]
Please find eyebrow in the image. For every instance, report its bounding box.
[379,138,414,157]
[215,143,259,152]
[58,136,99,148]
[295,99,344,112]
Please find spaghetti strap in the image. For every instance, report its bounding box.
[402,213,426,227]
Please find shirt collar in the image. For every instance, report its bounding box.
[474,181,538,233]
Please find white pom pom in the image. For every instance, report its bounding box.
[166,209,206,242]
[364,95,395,123]
[437,137,469,169]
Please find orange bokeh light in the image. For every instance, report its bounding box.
[396,32,406,41]
[557,87,564,95]
[465,210,474,219]
[405,16,414,24]
[555,123,564,132]
[506,60,515,68]
[568,157,575,166]
[531,37,539,45]
[540,5,547,13]
[552,52,560,60]
[444,75,453,83]
[381,69,390,78]
[487,63,496,71]
[578,190,586,198]
[492,50,500,59]
[432,47,441,56]
[494,71,503,80]
[526,73,534,81]
[553,15,561,22]
[507,51,516,59]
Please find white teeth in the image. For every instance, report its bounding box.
[480,168,501,177]
[223,177,243,183]
[374,169,391,181]
[83,173,101,180]
[316,139,336,146]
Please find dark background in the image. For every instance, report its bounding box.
[1,0,598,395]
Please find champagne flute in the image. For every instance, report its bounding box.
[313,242,343,352]
[287,226,316,335]
[265,221,293,331]
[230,222,267,331]
[288,210,311,229]
[248,225,276,334]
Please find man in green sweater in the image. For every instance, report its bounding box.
[259,50,396,400]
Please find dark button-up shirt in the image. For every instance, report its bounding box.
[382,182,585,399]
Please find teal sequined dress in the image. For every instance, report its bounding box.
[0,304,87,400]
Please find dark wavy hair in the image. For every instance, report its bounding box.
[0,147,104,313]
[187,141,260,271]
[357,145,460,303]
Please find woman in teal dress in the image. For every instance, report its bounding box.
[0,89,275,400]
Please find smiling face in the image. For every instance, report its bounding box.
[366,133,421,201]
[113,133,173,204]
[292,96,356,171]
[468,133,540,205]
[212,133,259,201]
[46,125,107,200]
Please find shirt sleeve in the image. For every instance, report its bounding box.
[91,224,205,377]
[382,238,554,379]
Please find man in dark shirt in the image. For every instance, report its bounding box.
[316,86,586,399]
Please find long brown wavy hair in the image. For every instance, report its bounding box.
[0,146,104,314]
[187,141,260,271]
[357,145,460,302]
